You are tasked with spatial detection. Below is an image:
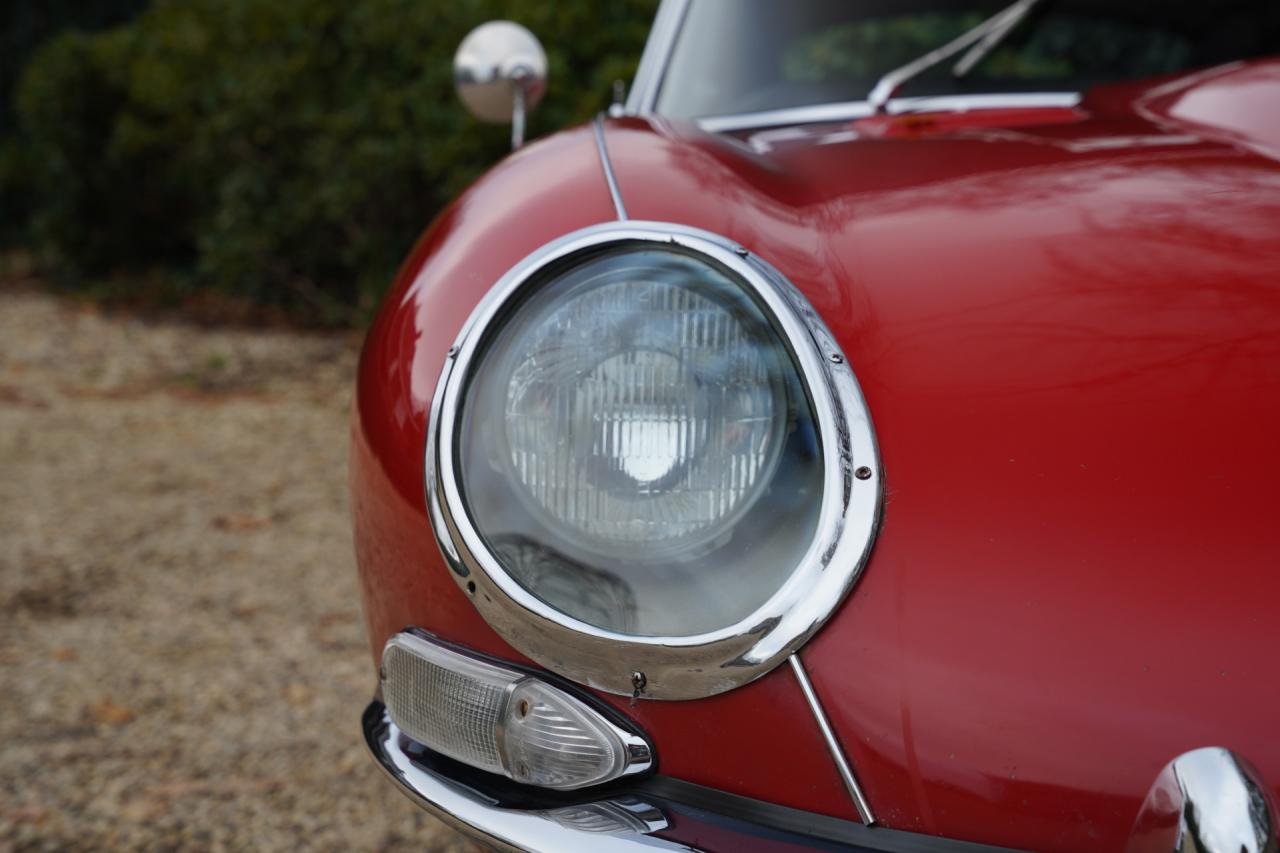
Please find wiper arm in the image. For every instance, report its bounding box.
[952,0,1045,76]
[867,0,1043,114]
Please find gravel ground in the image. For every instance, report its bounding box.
[0,286,466,851]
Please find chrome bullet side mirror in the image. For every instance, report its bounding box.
[454,21,548,150]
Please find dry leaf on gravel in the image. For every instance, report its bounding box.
[212,513,271,531]
[86,700,137,726]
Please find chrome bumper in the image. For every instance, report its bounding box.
[362,700,1023,853]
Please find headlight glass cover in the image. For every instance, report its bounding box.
[457,248,823,636]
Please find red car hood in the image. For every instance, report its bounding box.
[600,59,1280,851]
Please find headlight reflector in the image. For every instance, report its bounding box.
[458,249,822,636]
[497,253,787,550]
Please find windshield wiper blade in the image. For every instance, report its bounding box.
[866,0,1042,114]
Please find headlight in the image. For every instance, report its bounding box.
[429,223,880,699]
[496,252,787,557]
[459,248,820,636]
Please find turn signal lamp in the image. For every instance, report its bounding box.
[380,632,652,790]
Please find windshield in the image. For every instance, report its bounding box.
[656,0,1280,119]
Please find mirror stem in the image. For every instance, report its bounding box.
[511,84,527,150]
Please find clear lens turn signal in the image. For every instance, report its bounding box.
[380,631,653,790]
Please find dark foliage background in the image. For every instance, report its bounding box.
[1,0,657,324]
[1,0,150,134]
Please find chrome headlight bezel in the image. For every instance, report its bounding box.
[426,222,881,700]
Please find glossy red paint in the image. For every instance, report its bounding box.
[1139,60,1280,161]
[848,106,1085,138]
[353,59,1280,850]
[599,60,1280,851]
[349,125,857,820]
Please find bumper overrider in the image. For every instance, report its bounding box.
[362,696,1022,853]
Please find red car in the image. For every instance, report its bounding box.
[351,2,1280,851]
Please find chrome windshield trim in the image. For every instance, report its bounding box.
[625,0,1078,127]
[698,93,1081,134]
[592,115,628,220]
[425,221,883,700]
[625,0,690,115]
[789,654,875,826]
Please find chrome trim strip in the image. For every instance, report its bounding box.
[425,221,883,700]
[625,0,690,115]
[592,115,628,220]
[788,654,875,826]
[698,93,1081,134]
[363,701,691,853]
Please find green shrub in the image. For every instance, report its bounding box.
[1,1,149,134]
[16,28,198,274]
[0,137,33,244]
[11,0,657,324]
[1,1,149,241]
